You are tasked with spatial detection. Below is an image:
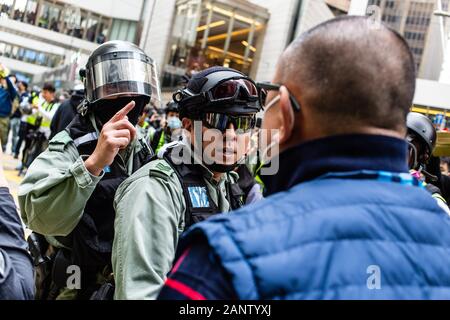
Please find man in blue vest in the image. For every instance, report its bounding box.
[158,16,450,300]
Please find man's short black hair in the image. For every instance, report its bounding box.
[42,82,56,93]
[280,16,416,133]
[19,81,28,90]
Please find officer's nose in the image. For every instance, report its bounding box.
[225,122,237,141]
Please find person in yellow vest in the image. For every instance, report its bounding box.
[19,83,59,173]
[34,83,60,139]
[148,100,181,154]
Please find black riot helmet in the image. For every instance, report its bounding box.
[80,40,161,107]
[165,100,179,114]
[407,112,436,155]
[407,112,437,170]
[173,67,262,120]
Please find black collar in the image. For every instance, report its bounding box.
[261,134,409,196]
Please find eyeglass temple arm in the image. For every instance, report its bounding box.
[290,96,301,112]
[257,82,301,113]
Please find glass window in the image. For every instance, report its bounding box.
[110,19,121,40]
[76,9,88,39]
[162,0,266,89]
[117,20,129,40]
[37,1,51,29]
[24,49,36,63]
[0,0,13,18]
[12,0,27,21]
[127,22,137,43]
[110,19,137,42]
[86,13,100,42]
[3,1,126,44]
[11,46,19,59]
[97,17,110,44]
[48,3,63,32]
[0,40,64,67]
[17,47,25,60]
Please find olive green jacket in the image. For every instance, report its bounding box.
[112,146,239,300]
[18,128,147,241]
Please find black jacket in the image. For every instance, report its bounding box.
[50,95,82,140]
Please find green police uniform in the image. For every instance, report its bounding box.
[19,129,148,237]
[112,142,240,300]
[18,122,151,299]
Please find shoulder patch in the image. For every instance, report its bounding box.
[48,131,73,152]
[155,162,172,173]
[148,159,175,179]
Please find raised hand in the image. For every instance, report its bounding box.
[84,101,137,176]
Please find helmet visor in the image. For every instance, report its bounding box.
[89,54,161,107]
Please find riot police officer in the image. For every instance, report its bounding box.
[19,40,160,299]
[112,67,262,299]
[407,112,450,215]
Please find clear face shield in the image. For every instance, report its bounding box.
[86,52,162,108]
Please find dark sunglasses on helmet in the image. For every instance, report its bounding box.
[202,112,256,133]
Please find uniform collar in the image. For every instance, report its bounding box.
[261,134,409,196]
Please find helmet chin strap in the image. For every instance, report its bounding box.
[408,141,439,183]
[420,165,438,183]
[205,156,246,173]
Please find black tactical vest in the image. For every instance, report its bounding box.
[162,146,244,228]
[57,114,153,290]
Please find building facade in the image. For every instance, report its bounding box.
[0,0,144,86]
[140,0,334,94]
[0,0,336,93]
[366,0,449,76]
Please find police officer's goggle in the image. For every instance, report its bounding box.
[174,78,259,106]
[201,112,256,133]
[208,78,259,102]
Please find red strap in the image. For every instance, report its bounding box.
[164,278,206,300]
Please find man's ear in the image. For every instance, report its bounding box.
[182,118,192,131]
[278,86,295,144]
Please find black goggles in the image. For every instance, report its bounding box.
[202,112,256,133]
[207,78,259,102]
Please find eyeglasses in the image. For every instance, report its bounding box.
[208,78,259,102]
[256,82,301,112]
[202,112,256,133]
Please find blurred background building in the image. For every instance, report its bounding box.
[325,0,350,15]
[364,0,449,79]
[0,0,336,91]
[0,0,144,86]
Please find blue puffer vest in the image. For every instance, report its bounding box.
[179,135,450,299]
